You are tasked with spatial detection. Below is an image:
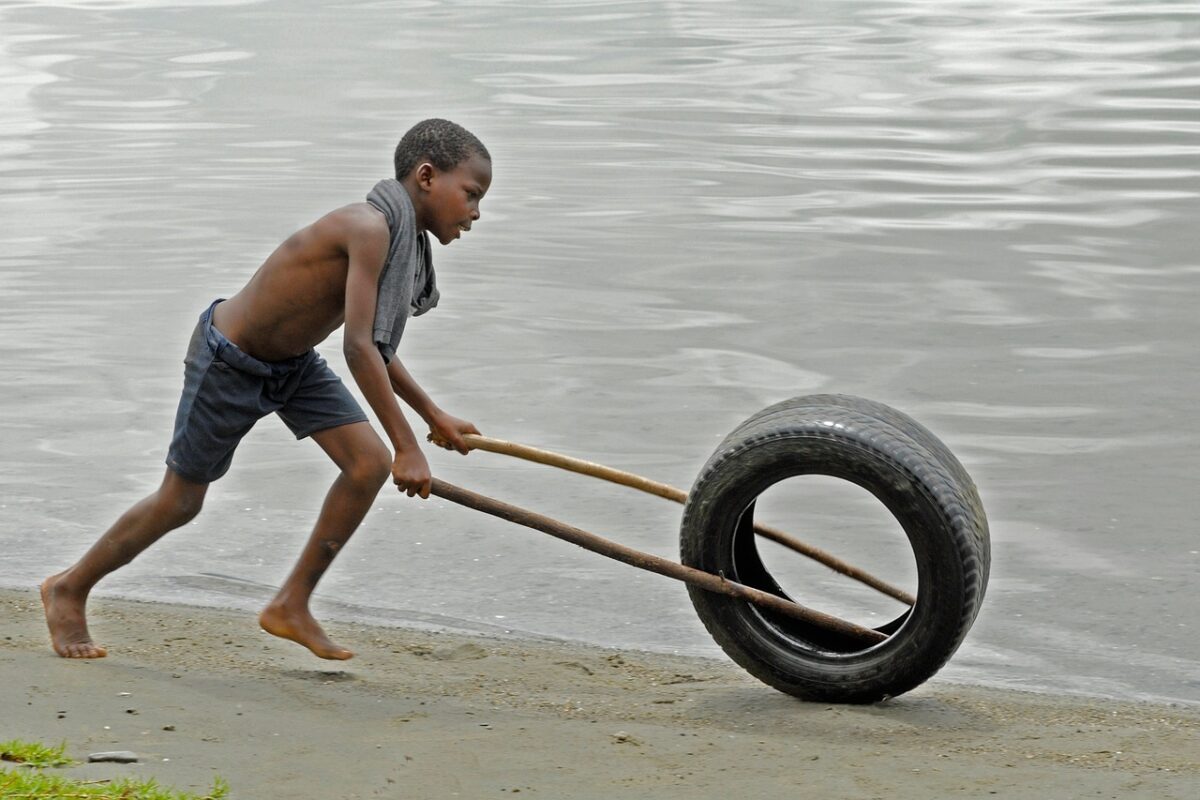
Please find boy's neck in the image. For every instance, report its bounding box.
[397,175,427,232]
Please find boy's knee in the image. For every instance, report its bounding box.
[165,494,205,525]
[157,469,209,525]
[347,446,391,490]
[156,488,205,527]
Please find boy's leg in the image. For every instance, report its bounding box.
[42,468,209,658]
[258,420,390,660]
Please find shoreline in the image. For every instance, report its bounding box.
[3,588,1197,798]
[13,578,1196,710]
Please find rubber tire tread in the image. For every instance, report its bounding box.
[680,396,989,703]
[734,393,990,596]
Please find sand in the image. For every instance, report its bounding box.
[1,588,1196,799]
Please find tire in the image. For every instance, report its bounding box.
[733,394,990,594]
[680,396,989,703]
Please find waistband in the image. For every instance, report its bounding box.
[201,299,311,378]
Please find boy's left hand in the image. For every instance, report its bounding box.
[428,412,480,455]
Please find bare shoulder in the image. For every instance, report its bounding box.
[313,202,390,255]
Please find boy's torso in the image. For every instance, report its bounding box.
[212,202,388,362]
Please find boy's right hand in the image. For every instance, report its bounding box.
[392,449,432,499]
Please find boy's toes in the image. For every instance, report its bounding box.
[323,645,354,661]
[63,641,107,659]
[299,636,353,661]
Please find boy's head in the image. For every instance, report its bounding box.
[393,118,490,182]
[395,119,492,246]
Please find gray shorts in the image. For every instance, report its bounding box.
[166,300,368,483]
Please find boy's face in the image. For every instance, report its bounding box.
[418,153,492,245]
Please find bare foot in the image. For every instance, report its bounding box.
[259,603,353,660]
[40,575,107,659]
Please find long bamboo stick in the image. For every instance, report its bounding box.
[431,478,888,646]
[446,433,916,607]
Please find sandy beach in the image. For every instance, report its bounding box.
[2,589,1196,799]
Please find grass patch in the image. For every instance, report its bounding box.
[1,740,229,799]
[0,739,73,769]
[0,769,229,799]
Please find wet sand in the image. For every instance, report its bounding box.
[2,589,1196,799]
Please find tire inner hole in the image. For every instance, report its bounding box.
[738,475,918,635]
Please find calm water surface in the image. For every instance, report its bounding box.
[1,0,1197,704]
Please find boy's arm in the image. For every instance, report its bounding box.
[385,358,480,454]
[341,209,432,498]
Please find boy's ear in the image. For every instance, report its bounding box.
[414,162,436,190]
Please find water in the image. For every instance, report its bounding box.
[1,0,1197,705]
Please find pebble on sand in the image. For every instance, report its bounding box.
[88,751,138,764]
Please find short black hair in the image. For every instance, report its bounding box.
[393,119,490,180]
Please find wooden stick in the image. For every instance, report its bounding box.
[453,433,916,607]
[431,478,888,646]
[461,434,687,502]
[751,522,916,606]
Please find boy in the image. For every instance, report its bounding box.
[41,118,492,661]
